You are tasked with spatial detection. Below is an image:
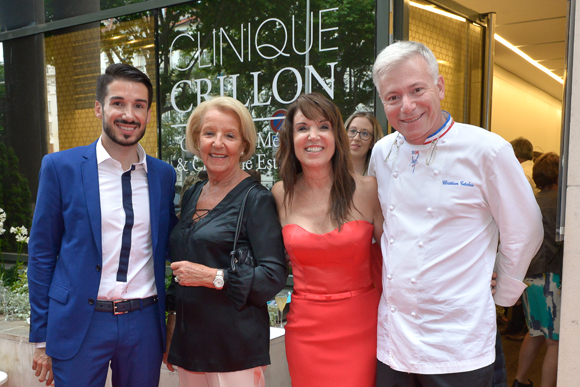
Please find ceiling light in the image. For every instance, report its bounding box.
[410,2,466,22]
[494,34,564,84]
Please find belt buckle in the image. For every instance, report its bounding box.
[113,299,129,315]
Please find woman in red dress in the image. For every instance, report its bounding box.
[272,93,383,387]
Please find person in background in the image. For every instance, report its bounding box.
[345,111,384,176]
[345,111,384,290]
[370,41,543,387]
[164,97,287,387]
[513,152,563,387]
[503,136,539,341]
[28,63,177,387]
[511,137,539,194]
[273,93,383,386]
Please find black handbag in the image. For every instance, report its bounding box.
[230,183,258,272]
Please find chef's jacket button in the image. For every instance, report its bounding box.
[441,139,447,144]
[393,172,398,178]
[411,278,417,284]
[389,205,394,211]
[434,170,439,175]
[96,265,101,272]
[411,312,417,317]
[426,207,432,213]
[387,274,392,280]
[418,242,424,248]
[389,238,394,244]
[88,298,95,305]
[391,307,396,313]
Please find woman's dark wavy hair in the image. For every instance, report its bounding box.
[533,152,559,190]
[275,93,355,229]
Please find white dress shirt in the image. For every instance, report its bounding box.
[369,115,543,374]
[96,137,155,301]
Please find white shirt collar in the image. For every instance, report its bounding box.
[96,136,148,173]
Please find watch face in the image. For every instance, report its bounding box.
[214,277,224,288]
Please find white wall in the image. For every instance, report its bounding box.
[557,2,580,385]
[491,65,563,154]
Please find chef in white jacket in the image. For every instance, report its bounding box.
[370,41,543,387]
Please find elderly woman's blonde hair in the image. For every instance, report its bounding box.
[185,97,256,162]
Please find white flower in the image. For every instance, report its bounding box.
[10,226,29,243]
[0,225,5,236]
[0,208,6,223]
[10,226,28,237]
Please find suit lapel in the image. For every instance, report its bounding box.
[147,157,161,253]
[81,142,103,260]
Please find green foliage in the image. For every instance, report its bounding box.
[0,264,20,289]
[0,262,30,320]
[0,143,32,253]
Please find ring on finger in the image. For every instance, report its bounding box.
[175,275,180,283]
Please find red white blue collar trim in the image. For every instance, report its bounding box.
[423,112,454,145]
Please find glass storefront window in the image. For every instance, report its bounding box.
[158,0,377,189]
[44,11,157,156]
[44,0,150,23]
[0,41,33,254]
[409,0,484,127]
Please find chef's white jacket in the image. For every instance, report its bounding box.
[369,116,543,374]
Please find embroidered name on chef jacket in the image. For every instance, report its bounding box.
[410,150,420,173]
[443,180,475,187]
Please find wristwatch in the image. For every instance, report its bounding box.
[213,269,224,290]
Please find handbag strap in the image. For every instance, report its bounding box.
[232,182,258,251]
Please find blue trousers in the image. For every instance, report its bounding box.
[52,302,163,387]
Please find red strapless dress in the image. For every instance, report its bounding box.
[283,220,380,387]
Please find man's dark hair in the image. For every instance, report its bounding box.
[533,152,559,190]
[510,137,534,161]
[96,63,153,109]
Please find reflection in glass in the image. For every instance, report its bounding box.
[409,0,484,127]
[44,12,157,155]
[44,0,149,23]
[0,41,33,254]
[158,0,377,188]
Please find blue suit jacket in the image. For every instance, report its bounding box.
[28,140,178,360]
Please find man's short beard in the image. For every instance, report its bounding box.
[103,120,146,147]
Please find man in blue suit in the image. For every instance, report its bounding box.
[28,63,178,387]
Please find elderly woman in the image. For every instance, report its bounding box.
[344,111,383,176]
[272,93,383,387]
[164,97,287,387]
